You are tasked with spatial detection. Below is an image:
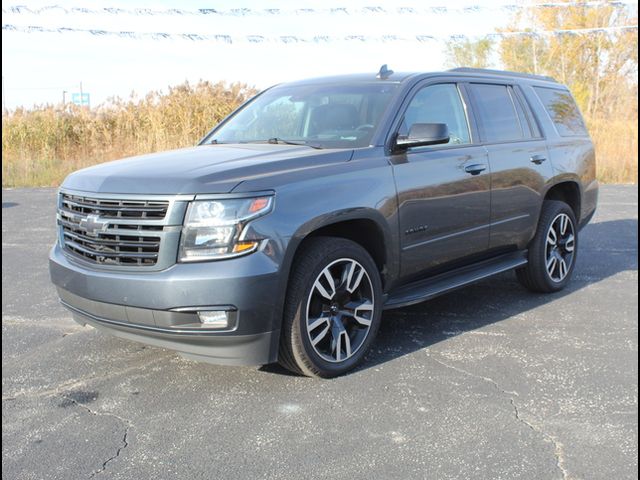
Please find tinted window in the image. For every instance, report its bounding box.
[534,87,588,136]
[470,83,524,142]
[207,83,399,149]
[513,87,543,138]
[400,84,471,145]
[511,87,537,138]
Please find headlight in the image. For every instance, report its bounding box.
[178,196,273,262]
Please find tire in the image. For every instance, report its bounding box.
[517,200,578,293]
[278,237,383,378]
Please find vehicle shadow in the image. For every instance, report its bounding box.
[358,218,637,373]
[262,218,637,376]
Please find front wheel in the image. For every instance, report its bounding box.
[517,200,578,293]
[278,237,383,378]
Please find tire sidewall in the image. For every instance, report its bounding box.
[536,202,579,291]
[293,241,383,377]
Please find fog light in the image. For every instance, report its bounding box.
[197,311,229,328]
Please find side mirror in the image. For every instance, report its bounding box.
[395,123,450,150]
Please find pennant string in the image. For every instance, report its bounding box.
[2,2,638,17]
[2,24,637,43]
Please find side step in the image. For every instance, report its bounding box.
[384,251,528,310]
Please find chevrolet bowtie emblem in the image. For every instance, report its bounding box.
[79,214,109,236]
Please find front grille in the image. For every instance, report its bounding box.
[58,193,170,267]
[61,194,169,219]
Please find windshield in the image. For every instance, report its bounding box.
[205,83,399,149]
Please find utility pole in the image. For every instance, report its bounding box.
[79,81,89,108]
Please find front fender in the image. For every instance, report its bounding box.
[287,206,398,277]
[236,152,399,331]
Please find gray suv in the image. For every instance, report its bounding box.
[49,67,598,377]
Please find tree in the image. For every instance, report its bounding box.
[498,2,638,117]
[444,38,494,69]
[497,1,638,183]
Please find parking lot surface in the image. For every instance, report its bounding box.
[2,185,638,479]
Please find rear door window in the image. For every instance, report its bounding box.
[512,87,542,138]
[534,87,588,137]
[469,83,524,143]
[510,87,543,139]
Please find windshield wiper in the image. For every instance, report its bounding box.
[264,138,324,149]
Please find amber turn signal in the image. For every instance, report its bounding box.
[232,241,259,253]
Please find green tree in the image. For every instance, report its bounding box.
[444,38,494,69]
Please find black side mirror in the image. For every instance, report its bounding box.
[395,123,450,150]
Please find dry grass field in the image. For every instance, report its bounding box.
[2,81,256,187]
[1,80,637,187]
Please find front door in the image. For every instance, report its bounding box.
[391,83,491,279]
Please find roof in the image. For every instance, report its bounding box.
[283,72,418,86]
[278,67,559,88]
[447,67,557,83]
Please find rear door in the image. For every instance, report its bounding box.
[390,82,491,278]
[467,82,554,250]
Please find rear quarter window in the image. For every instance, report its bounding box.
[534,87,588,137]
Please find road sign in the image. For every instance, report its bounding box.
[71,92,90,106]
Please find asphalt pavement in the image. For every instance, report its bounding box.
[2,185,638,480]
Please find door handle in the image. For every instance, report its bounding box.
[464,163,487,175]
[530,155,547,165]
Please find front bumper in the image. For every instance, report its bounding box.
[49,243,283,365]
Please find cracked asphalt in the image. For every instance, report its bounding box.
[2,185,638,480]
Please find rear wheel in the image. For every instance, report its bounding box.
[279,237,383,378]
[517,200,578,293]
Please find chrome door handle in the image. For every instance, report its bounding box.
[530,155,547,165]
[464,164,487,175]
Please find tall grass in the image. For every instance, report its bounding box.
[588,117,638,184]
[2,81,256,187]
[1,80,637,187]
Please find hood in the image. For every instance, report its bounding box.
[62,144,354,194]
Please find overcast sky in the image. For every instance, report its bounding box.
[1,0,518,109]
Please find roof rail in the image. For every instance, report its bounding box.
[448,67,557,83]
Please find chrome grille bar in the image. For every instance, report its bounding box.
[62,230,160,249]
[61,194,169,219]
[63,240,159,261]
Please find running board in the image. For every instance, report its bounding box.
[384,251,528,310]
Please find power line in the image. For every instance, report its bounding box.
[2,24,637,44]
